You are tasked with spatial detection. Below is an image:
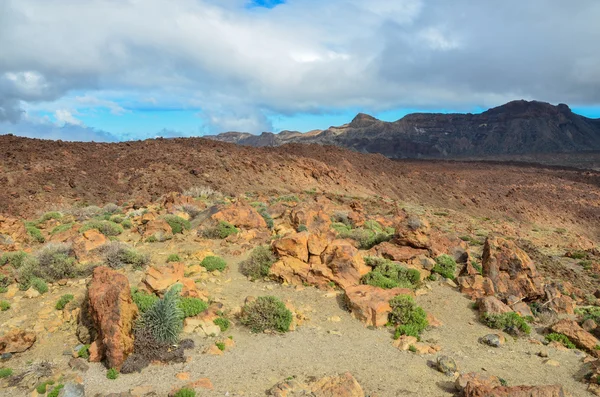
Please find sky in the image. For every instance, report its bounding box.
[1,0,600,142]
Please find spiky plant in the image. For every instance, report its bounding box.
[139,285,184,344]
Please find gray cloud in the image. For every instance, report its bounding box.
[0,0,599,135]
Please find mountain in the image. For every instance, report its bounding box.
[207,100,600,158]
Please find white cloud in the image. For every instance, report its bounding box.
[54,109,84,126]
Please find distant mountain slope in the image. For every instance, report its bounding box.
[208,100,600,158]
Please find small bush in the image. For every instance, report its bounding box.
[80,220,123,236]
[31,277,48,294]
[408,344,417,353]
[0,251,28,268]
[202,221,239,239]
[361,257,420,289]
[138,285,183,344]
[103,203,121,215]
[184,186,221,199]
[545,333,576,349]
[47,384,64,397]
[50,223,74,235]
[101,242,149,269]
[389,295,428,339]
[271,194,299,203]
[121,219,133,229]
[67,205,102,221]
[167,254,181,263]
[131,288,159,313]
[106,368,119,380]
[254,203,274,229]
[77,344,90,359]
[0,368,12,378]
[174,388,196,397]
[240,296,293,333]
[201,256,227,272]
[568,250,587,260]
[215,341,226,351]
[55,294,74,310]
[178,297,208,318]
[26,225,45,243]
[576,306,600,323]
[432,254,457,280]
[18,243,77,284]
[214,317,230,332]
[36,380,55,394]
[471,261,483,275]
[240,246,276,280]
[481,312,531,335]
[0,300,10,311]
[297,224,308,232]
[333,221,393,250]
[179,204,202,219]
[145,236,158,243]
[162,215,191,234]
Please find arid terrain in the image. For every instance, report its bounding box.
[1,136,600,397]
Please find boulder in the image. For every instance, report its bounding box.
[464,383,570,397]
[395,215,431,249]
[71,229,107,262]
[320,240,370,289]
[211,200,267,229]
[273,232,310,262]
[544,283,575,315]
[0,215,29,248]
[87,266,138,370]
[143,262,203,298]
[369,242,428,262]
[161,192,196,212]
[142,219,173,241]
[290,201,332,233]
[478,296,512,315]
[455,372,501,392]
[458,275,496,299]
[550,319,600,356]
[0,328,36,354]
[345,285,413,327]
[268,372,364,397]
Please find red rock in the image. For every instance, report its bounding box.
[458,275,496,299]
[455,372,501,392]
[0,215,29,248]
[478,296,512,315]
[142,219,173,241]
[464,383,570,397]
[71,229,107,262]
[511,302,534,317]
[550,319,600,356]
[345,285,414,327]
[187,378,214,390]
[143,262,189,295]
[211,200,267,229]
[544,283,575,315]
[321,240,370,289]
[0,328,36,354]
[87,266,138,370]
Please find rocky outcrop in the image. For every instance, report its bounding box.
[161,192,196,212]
[368,242,428,262]
[550,319,600,356]
[0,215,29,249]
[71,229,107,262]
[212,200,267,230]
[478,296,512,315]
[0,328,36,354]
[463,383,570,397]
[141,219,173,241]
[268,372,364,397]
[143,262,204,298]
[345,285,413,327]
[87,266,138,370]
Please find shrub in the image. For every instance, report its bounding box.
[481,312,531,335]
[31,277,48,294]
[215,341,226,351]
[77,344,90,359]
[297,224,308,232]
[214,317,230,332]
[432,254,457,280]
[271,194,299,203]
[332,221,393,250]
[183,186,221,199]
[103,203,121,215]
[50,223,74,235]
[361,257,420,289]
[167,254,181,263]
[178,297,208,318]
[576,306,600,323]
[80,220,123,236]
[202,221,239,239]
[145,236,158,243]
[240,246,276,280]
[26,225,45,243]
[408,344,417,353]
[568,250,587,260]
[18,243,78,284]
[179,204,202,219]
[39,212,62,223]
[174,388,196,397]
[0,300,10,311]
[471,261,483,275]
[106,368,119,380]
[121,219,133,229]
[389,295,428,339]
[138,285,184,344]
[67,205,102,221]
[162,215,191,234]
[47,384,64,397]
[201,256,227,272]
[131,288,159,313]
[545,333,576,349]
[101,242,149,269]
[0,368,12,378]
[0,251,28,268]
[36,380,55,394]
[55,294,74,310]
[240,296,293,333]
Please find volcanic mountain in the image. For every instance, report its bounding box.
[208,100,600,158]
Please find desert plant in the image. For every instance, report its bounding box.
[31,277,48,294]
[106,368,119,380]
[271,194,300,203]
[36,380,55,394]
[103,203,121,215]
[240,246,276,280]
[408,344,417,353]
[0,251,28,268]
[131,288,159,313]
[481,312,531,335]
[0,368,12,378]
[215,341,226,351]
[47,384,64,397]
[214,317,230,332]
[332,220,393,250]
[39,211,63,223]
[26,225,45,243]
[167,254,181,263]
[297,224,308,232]
[202,221,239,239]
[388,295,428,339]
[545,333,576,349]
[55,294,74,310]
[178,204,202,219]
[178,297,208,318]
[77,344,90,359]
[0,300,10,311]
[174,388,196,397]
[201,256,227,272]
[432,254,457,280]
[101,242,149,269]
[80,220,123,236]
[50,223,74,235]
[361,257,420,289]
[67,205,102,221]
[240,296,293,333]
[162,215,191,234]
[121,219,133,229]
[138,285,184,344]
[576,306,600,323]
[183,186,221,199]
[18,243,78,284]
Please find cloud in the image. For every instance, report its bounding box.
[0,0,599,138]
[0,118,118,142]
[54,109,84,126]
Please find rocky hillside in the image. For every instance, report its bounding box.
[209,100,600,158]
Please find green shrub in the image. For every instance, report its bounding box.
[47,384,64,397]
[31,277,48,294]
[201,256,227,272]
[77,344,90,359]
[271,194,299,203]
[39,212,63,223]
[0,251,28,268]
[36,380,55,394]
[214,317,230,332]
[240,296,293,333]
[576,306,600,323]
[80,220,123,236]
[101,242,149,269]
[162,215,191,234]
[545,333,576,349]
[131,288,159,313]
[569,250,587,260]
[481,312,531,335]
[174,388,196,397]
[471,261,483,275]
[55,294,74,310]
[332,221,393,250]
[0,368,12,378]
[139,285,183,344]
[432,254,457,280]
[361,257,420,289]
[18,243,77,285]
[297,224,308,232]
[178,297,208,318]
[145,236,158,243]
[167,254,181,263]
[121,219,133,229]
[389,295,428,339]
[0,287,6,294]
[202,221,239,239]
[50,223,74,235]
[0,300,10,311]
[408,344,417,353]
[215,341,226,351]
[26,225,45,243]
[240,246,276,280]
[106,368,119,380]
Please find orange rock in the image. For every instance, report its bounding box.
[273,232,310,262]
[456,372,501,393]
[187,378,214,390]
[161,192,197,212]
[0,328,36,354]
[464,383,569,397]
[142,219,173,241]
[550,319,600,356]
[321,240,370,289]
[345,285,414,327]
[310,372,364,397]
[211,200,267,229]
[176,372,190,381]
[204,344,224,356]
[71,229,107,262]
[369,242,428,262]
[0,215,29,248]
[143,262,185,294]
[478,296,512,315]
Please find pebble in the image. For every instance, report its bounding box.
[544,359,560,367]
[436,355,458,376]
[537,348,549,358]
[479,334,505,348]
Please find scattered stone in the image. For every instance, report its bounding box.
[204,344,224,356]
[479,334,505,348]
[537,348,549,358]
[582,319,597,332]
[57,383,85,397]
[24,287,40,299]
[478,296,512,315]
[0,328,36,354]
[328,316,342,322]
[436,355,458,376]
[69,357,89,372]
[543,359,560,367]
[186,378,214,390]
[130,386,154,396]
[176,372,190,380]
